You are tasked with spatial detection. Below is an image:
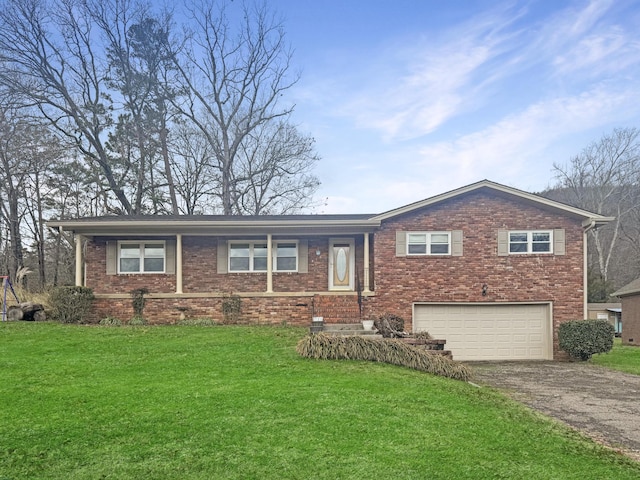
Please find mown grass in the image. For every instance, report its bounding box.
[591,338,640,375]
[0,323,638,479]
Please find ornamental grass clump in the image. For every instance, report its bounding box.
[296,333,472,381]
[99,316,122,326]
[177,317,217,326]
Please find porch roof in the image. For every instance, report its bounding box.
[48,214,381,237]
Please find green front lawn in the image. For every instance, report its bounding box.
[591,338,640,375]
[0,323,638,479]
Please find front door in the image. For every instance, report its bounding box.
[329,239,354,290]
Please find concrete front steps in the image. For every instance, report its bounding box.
[321,322,383,339]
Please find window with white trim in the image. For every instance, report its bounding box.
[275,242,297,271]
[407,232,451,255]
[118,241,165,273]
[228,241,298,272]
[508,231,552,254]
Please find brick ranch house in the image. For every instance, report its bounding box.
[49,180,612,361]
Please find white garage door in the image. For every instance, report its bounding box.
[413,303,552,361]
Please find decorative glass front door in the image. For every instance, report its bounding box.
[329,239,354,290]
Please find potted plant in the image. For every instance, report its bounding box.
[362,318,374,331]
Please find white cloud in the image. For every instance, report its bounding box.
[553,30,640,76]
[317,79,640,213]
[415,85,640,187]
[332,7,526,141]
[293,0,640,213]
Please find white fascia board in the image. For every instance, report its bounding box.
[47,219,380,236]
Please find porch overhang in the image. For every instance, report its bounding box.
[48,216,381,237]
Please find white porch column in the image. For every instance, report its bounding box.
[266,233,273,293]
[363,233,371,292]
[176,234,183,294]
[75,234,83,287]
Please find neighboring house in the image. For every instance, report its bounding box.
[49,180,612,361]
[587,303,622,336]
[612,279,640,346]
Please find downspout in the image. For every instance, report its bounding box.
[363,233,370,293]
[583,220,597,319]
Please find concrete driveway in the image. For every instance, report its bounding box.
[471,361,640,461]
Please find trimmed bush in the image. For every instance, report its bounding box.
[559,319,614,361]
[128,316,148,326]
[296,333,472,381]
[222,294,242,323]
[49,286,94,324]
[130,287,149,317]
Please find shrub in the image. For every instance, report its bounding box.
[222,294,242,323]
[559,319,614,361]
[128,316,148,326]
[48,286,94,324]
[100,316,123,326]
[177,318,217,326]
[374,313,406,338]
[413,331,433,340]
[130,288,149,317]
[296,333,472,381]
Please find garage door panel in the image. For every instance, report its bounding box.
[414,304,551,361]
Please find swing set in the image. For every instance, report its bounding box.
[1,276,20,322]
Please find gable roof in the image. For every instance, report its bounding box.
[372,179,614,226]
[48,179,613,236]
[612,278,640,298]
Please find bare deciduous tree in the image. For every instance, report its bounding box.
[170,122,220,214]
[173,0,317,215]
[234,121,320,215]
[0,0,323,292]
[0,101,30,280]
[0,0,134,213]
[551,127,640,293]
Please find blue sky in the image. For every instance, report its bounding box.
[270,0,640,213]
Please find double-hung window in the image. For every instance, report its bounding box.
[407,232,451,255]
[118,241,165,273]
[228,241,298,272]
[509,231,552,254]
[275,242,297,271]
[229,242,267,272]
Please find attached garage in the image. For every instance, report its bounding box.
[413,303,552,361]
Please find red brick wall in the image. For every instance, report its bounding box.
[87,238,176,294]
[90,295,314,326]
[621,295,640,346]
[87,235,370,295]
[85,235,370,325]
[312,294,362,323]
[89,293,370,326]
[369,190,585,358]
